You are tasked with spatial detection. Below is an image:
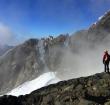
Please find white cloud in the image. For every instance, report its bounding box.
[0,23,15,45]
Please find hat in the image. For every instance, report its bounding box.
[104,50,108,53]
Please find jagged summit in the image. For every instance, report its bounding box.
[1,72,110,105]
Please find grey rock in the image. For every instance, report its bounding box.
[0,72,110,105]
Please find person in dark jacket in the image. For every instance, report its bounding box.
[103,50,110,73]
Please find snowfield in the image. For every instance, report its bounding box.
[7,72,60,96]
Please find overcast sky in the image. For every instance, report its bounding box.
[0,0,110,45]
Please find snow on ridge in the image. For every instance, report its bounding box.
[7,72,60,96]
[98,15,104,21]
[98,10,110,21]
[92,11,108,26]
[92,15,104,26]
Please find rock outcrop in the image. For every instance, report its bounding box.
[1,72,110,105]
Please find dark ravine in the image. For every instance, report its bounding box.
[1,72,110,105]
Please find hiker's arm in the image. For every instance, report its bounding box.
[103,55,105,64]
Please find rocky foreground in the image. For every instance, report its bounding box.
[1,72,110,105]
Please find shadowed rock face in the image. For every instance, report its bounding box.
[1,72,110,105]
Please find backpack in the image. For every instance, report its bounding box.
[105,54,110,61]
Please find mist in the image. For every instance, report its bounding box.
[0,23,14,45]
[54,31,110,80]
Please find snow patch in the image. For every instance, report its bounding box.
[98,10,110,21]
[98,15,104,21]
[7,72,60,96]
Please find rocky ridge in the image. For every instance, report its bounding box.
[1,72,110,105]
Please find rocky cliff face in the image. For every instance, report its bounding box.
[0,36,70,95]
[0,39,40,94]
[1,72,110,105]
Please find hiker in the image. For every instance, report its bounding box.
[103,50,110,73]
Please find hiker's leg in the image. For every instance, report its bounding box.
[104,63,107,72]
[107,62,110,72]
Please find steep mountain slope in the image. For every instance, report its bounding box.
[0,39,41,94]
[70,10,110,51]
[0,36,69,95]
[87,11,110,46]
[1,72,110,105]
